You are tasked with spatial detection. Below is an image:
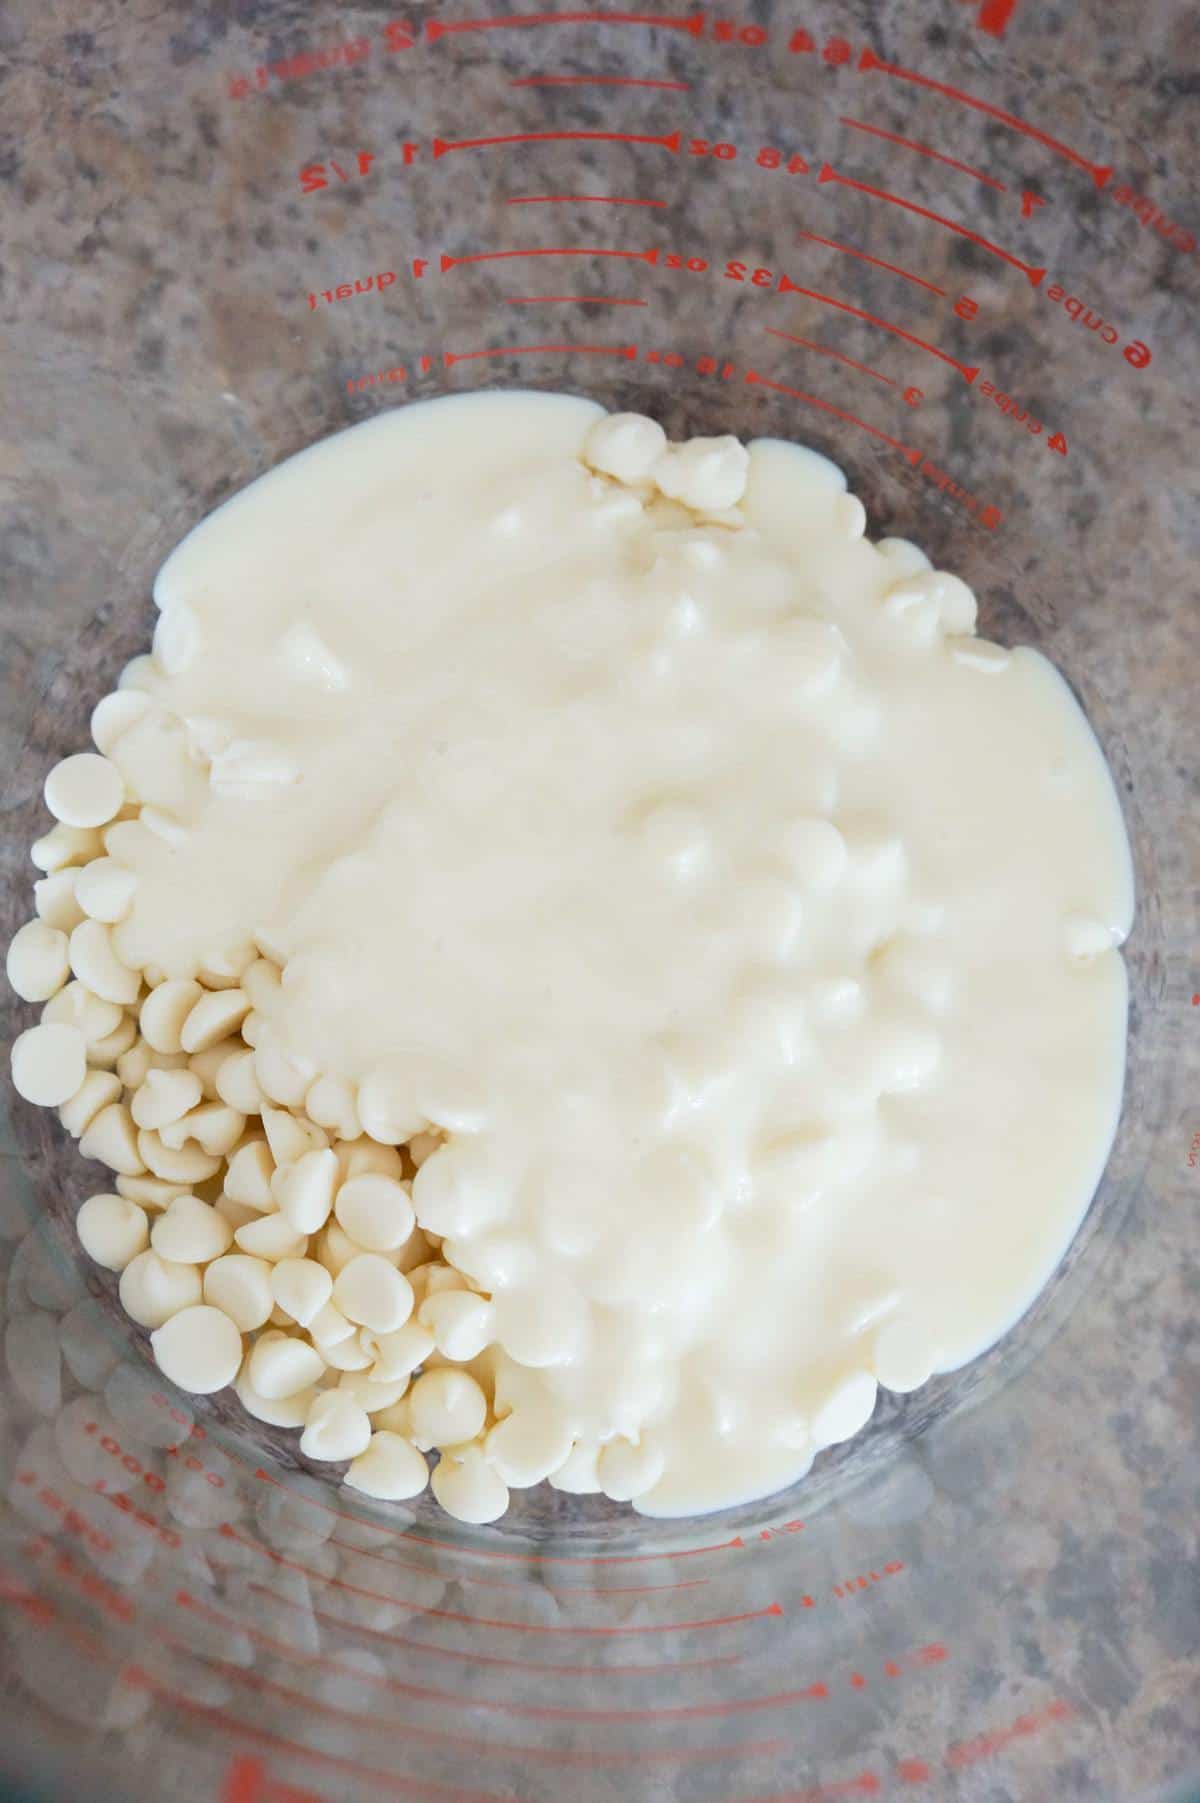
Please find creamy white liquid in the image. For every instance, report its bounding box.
[106,391,1132,1515]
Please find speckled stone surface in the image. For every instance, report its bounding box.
[0,2,1197,1800]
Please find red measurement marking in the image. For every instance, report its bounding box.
[427,9,706,40]
[223,1758,321,1803]
[840,116,1006,192]
[745,369,922,464]
[728,1775,882,1803]
[0,1576,54,1625]
[222,1519,777,1634]
[508,192,666,207]
[795,226,946,298]
[963,0,1021,36]
[192,1590,932,1724]
[775,271,979,381]
[831,1562,907,1600]
[858,46,1111,188]
[433,127,681,157]
[441,246,659,271]
[186,1590,740,1710]
[765,326,896,386]
[945,1697,1074,1768]
[1192,994,1199,1004]
[444,341,638,365]
[180,1644,786,1769]
[915,455,1003,528]
[19,1542,135,1625]
[135,1674,507,1803]
[35,1556,713,1779]
[316,1524,703,1594]
[511,73,690,88]
[245,1584,742,1676]
[819,162,1045,286]
[507,295,649,305]
[394,1526,744,1563]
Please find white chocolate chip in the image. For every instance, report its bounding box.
[215,1048,266,1114]
[261,1105,315,1168]
[408,1367,487,1450]
[319,1331,373,1372]
[116,1172,191,1211]
[361,1319,435,1383]
[417,1289,494,1361]
[357,1065,427,1146]
[334,1174,415,1252]
[118,1249,202,1329]
[180,988,251,1054]
[7,921,70,1003]
[79,1103,145,1176]
[183,1039,236,1101]
[432,1442,509,1524]
[151,1305,242,1394]
[74,859,138,924]
[345,1431,429,1501]
[583,412,668,485]
[305,1073,361,1140]
[485,1409,573,1489]
[140,979,204,1054]
[204,1254,275,1331]
[299,1391,372,1462]
[597,1436,666,1502]
[338,1138,406,1182]
[235,1370,321,1427]
[10,1023,87,1106]
[315,1221,360,1278]
[873,1317,935,1393]
[653,436,749,513]
[90,689,152,756]
[151,1194,235,1265]
[333,1255,413,1334]
[224,1139,276,1211]
[271,1257,334,1327]
[137,1128,221,1186]
[59,1069,122,1136]
[43,981,125,1049]
[548,1440,603,1494]
[273,1148,339,1234]
[234,1213,308,1263]
[44,753,125,828]
[33,869,85,933]
[309,1300,357,1349]
[247,1332,326,1399]
[336,1369,411,1413]
[159,1101,246,1157]
[75,1193,150,1271]
[85,1011,138,1068]
[131,1068,204,1131]
[31,823,105,873]
[254,1038,315,1108]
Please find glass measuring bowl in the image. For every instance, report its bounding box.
[1,0,1197,1798]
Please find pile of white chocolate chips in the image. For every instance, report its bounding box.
[5,395,1133,1523]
